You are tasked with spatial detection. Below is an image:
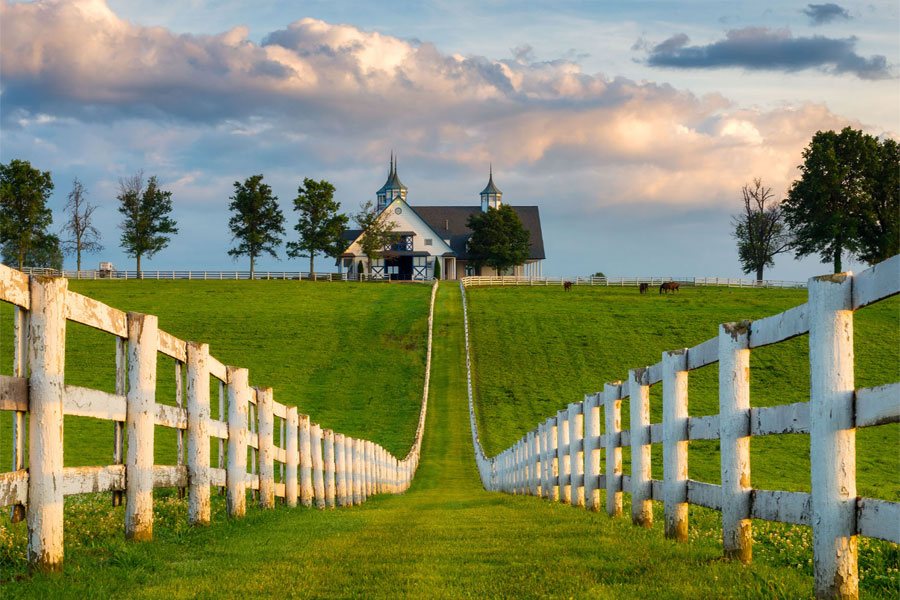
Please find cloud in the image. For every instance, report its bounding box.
[644,27,892,79]
[802,3,852,25]
[0,0,875,215]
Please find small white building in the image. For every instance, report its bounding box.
[339,159,545,280]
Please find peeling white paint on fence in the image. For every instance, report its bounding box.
[0,266,438,571]
[461,254,900,600]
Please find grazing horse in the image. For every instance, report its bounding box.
[639,283,649,294]
[563,281,574,292]
[659,282,680,294]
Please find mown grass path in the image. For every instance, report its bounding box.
[6,283,815,599]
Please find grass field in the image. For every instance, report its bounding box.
[1,283,845,600]
[0,280,433,466]
[466,284,899,502]
[0,282,896,598]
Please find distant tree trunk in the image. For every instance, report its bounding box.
[136,253,142,279]
[756,265,764,282]
[18,250,23,271]
[309,254,314,277]
[834,239,842,273]
[250,255,255,279]
[77,248,81,274]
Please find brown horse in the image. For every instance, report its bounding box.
[639,283,649,294]
[659,282,680,294]
[563,281,574,292]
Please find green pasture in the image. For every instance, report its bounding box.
[466,284,899,501]
[0,282,896,598]
[1,279,432,466]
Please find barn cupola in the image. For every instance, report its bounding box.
[480,164,502,211]
[377,153,408,210]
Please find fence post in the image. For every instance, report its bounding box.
[605,383,623,517]
[11,306,28,522]
[226,367,249,517]
[809,274,857,600]
[26,276,67,570]
[324,430,336,508]
[568,403,585,507]
[548,416,560,501]
[365,441,374,497]
[334,433,347,506]
[350,438,361,504]
[112,336,126,508]
[217,381,226,496]
[299,414,313,507]
[125,311,158,542]
[538,421,548,498]
[719,322,752,563]
[175,359,185,499]
[584,393,601,511]
[256,388,275,509]
[351,438,366,506]
[311,424,325,509]
[557,409,570,503]
[663,349,689,541]
[628,369,652,528]
[285,407,299,507]
[186,341,211,525]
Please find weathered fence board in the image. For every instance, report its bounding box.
[61,465,126,496]
[65,291,127,337]
[0,375,28,412]
[855,382,900,428]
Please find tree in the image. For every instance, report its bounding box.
[0,159,54,270]
[60,177,103,273]
[466,204,530,275]
[227,175,286,277]
[118,172,178,277]
[433,258,441,280]
[854,138,899,265]
[782,127,877,273]
[2,232,63,271]
[353,201,398,277]
[286,178,348,274]
[731,178,792,281]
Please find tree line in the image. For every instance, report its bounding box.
[0,166,391,277]
[732,127,898,279]
[0,162,531,279]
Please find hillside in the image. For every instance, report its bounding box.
[466,284,899,501]
[0,279,433,466]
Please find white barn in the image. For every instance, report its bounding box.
[339,159,545,280]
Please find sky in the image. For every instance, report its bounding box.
[1,0,897,279]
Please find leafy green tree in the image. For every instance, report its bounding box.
[0,159,54,270]
[228,175,286,277]
[854,138,899,265]
[433,258,441,280]
[782,127,877,273]
[286,178,348,274]
[2,232,63,270]
[466,204,530,275]
[731,178,792,281]
[61,177,103,273]
[117,172,178,277]
[353,201,397,277]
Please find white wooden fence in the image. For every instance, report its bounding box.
[17,267,433,283]
[463,255,900,600]
[0,264,437,570]
[461,275,806,288]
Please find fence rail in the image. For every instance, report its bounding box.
[17,267,435,283]
[0,264,437,570]
[462,254,900,600]
[460,275,806,288]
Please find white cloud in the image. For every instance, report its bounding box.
[0,0,878,214]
